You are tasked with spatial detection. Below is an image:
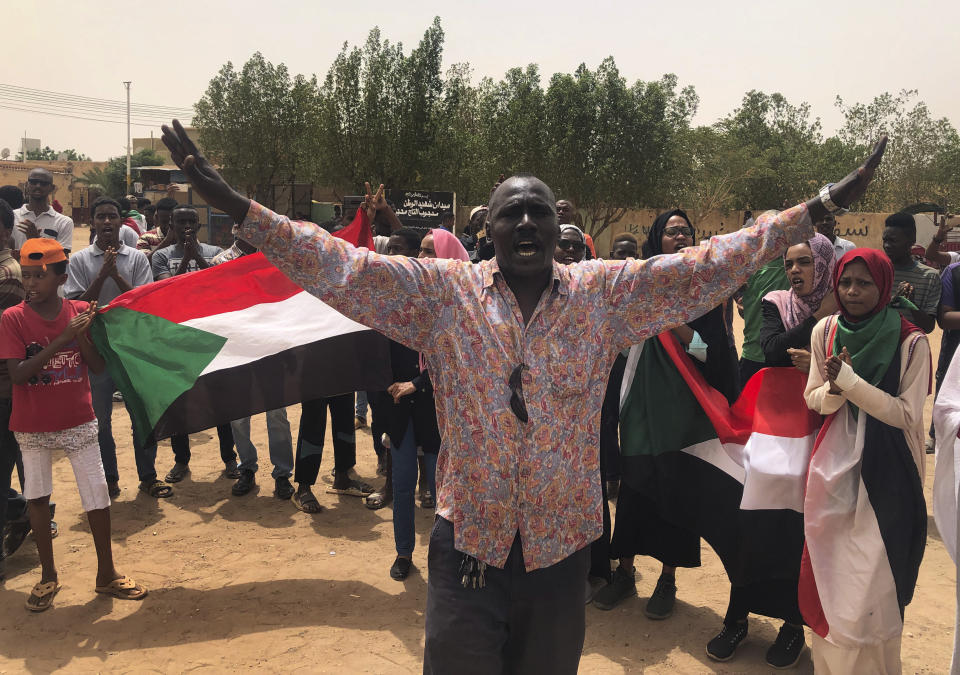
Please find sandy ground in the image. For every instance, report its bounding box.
[0,229,955,673]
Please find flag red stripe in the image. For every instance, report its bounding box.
[797,412,838,638]
[331,205,375,250]
[657,333,820,444]
[102,253,301,324]
[101,209,374,325]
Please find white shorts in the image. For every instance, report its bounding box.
[16,420,110,512]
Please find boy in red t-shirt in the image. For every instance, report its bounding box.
[0,239,146,611]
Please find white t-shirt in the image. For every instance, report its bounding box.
[833,236,857,259]
[119,224,140,249]
[12,205,74,251]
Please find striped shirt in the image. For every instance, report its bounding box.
[893,259,941,318]
[0,250,25,398]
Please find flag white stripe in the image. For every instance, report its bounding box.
[181,292,370,376]
[740,431,817,512]
[805,407,903,647]
[933,349,960,673]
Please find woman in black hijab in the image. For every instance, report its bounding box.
[594,209,740,619]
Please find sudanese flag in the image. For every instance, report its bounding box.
[618,333,821,612]
[90,212,389,446]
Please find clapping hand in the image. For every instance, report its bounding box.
[18,219,40,240]
[98,248,118,280]
[824,347,852,393]
[897,281,914,300]
[61,302,98,343]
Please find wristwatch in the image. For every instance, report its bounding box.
[818,184,846,215]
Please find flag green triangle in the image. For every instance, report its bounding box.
[619,336,718,457]
[90,308,227,446]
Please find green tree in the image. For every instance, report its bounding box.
[17,146,90,161]
[77,149,164,198]
[542,62,697,239]
[715,90,824,210]
[193,52,321,209]
[837,90,960,210]
[313,18,445,196]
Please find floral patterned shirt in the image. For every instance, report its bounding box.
[241,201,812,570]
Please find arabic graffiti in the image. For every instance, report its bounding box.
[839,226,870,238]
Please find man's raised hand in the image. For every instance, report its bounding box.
[160,120,249,223]
[827,136,888,211]
[363,182,386,222]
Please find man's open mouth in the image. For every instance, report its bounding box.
[514,241,539,258]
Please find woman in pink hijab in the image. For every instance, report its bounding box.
[419,228,471,262]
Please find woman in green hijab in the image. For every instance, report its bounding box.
[803,248,930,673]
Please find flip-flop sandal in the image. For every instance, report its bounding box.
[25,580,61,612]
[364,491,391,510]
[326,479,375,498]
[420,491,435,509]
[139,480,173,499]
[95,575,148,600]
[292,491,323,514]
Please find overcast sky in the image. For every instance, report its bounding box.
[3,0,957,161]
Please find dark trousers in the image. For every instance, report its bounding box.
[589,440,613,582]
[170,425,236,465]
[294,394,356,485]
[723,581,804,626]
[0,399,21,548]
[368,394,387,459]
[424,517,589,675]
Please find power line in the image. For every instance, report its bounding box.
[0,92,192,122]
[0,102,174,127]
[0,89,193,117]
[0,83,194,115]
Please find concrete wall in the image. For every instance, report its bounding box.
[0,159,108,215]
[596,209,890,256]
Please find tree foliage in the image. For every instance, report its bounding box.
[77,149,164,198]
[191,19,960,227]
[16,146,90,161]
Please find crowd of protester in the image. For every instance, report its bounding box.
[0,138,954,672]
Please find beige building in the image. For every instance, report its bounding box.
[0,159,108,224]
[132,127,198,164]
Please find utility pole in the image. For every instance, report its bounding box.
[123,81,131,193]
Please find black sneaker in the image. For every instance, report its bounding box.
[644,574,677,619]
[232,469,256,496]
[706,621,748,662]
[390,556,412,580]
[274,476,295,500]
[592,564,637,610]
[766,622,805,669]
[223,459,241,479]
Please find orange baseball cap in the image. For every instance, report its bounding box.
[19,238,67,269]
